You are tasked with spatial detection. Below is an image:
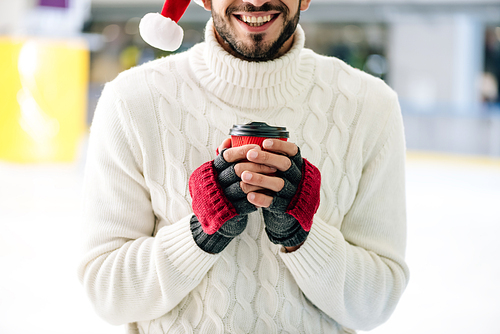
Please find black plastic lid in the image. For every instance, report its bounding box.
[229,122,289,138]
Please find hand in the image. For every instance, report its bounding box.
[189,140,275,254]
[238,139,300,207]
[216,138,280,205]
[240,139,321,248]
[217,140,279,198]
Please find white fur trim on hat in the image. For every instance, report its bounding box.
[139,12,184,51]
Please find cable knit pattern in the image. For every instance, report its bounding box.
[256,229,280,333]
[78,19,409,334]
[230,213,259,333]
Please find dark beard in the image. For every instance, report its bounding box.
[212,2,301,61]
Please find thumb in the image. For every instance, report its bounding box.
[217,137,232,155]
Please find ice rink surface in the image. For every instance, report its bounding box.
[0,151,499,334]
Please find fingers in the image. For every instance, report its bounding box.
[234,162,276,177]
[262,139,298,157]
[239,182,266,194]
[247,192,273,208]
[246,149,292,172]
[224,181,265,198]
[223,144,261,163]
[241,171,285,193]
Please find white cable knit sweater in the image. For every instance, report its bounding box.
[78,20,409,334]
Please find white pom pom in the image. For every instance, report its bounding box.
[139,13,184,51]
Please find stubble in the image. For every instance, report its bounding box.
[212,2,301,61]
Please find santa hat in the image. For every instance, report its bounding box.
[139,0,204,51]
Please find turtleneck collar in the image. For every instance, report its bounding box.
[189,19,315,110]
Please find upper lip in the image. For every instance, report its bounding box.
[232,11,280,17]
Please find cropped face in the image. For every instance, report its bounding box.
[203,0,311,61]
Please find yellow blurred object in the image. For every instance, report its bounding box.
[119,45,141,70]
[0,37,89,163]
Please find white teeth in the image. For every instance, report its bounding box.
[240,15,273,26]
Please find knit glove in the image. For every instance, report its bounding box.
[263,148,321,247]
[189,150,257,253]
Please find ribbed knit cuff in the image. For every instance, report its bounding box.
[189,161,238,234]
[286,158,321,232]
[279,218,344,281]
[155,214,220,282]
[265,225,309,247]
[190,215,234,254]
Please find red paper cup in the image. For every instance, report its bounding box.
[229,122,289,148]
[231,135,288,148]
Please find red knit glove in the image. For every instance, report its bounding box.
[189,161,237,235]
[189,150,257,253]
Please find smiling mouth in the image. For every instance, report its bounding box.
[235,14,278,27]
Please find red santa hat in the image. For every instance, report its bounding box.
[139,0,204,51]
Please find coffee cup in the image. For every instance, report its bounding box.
[229,122,289,148]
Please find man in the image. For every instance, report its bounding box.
[78,0,410,332]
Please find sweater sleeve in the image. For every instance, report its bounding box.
[77,83,219,325]
[279,97,409,331]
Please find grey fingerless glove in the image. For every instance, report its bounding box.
[263,149,309,247]
[190,149,256,254]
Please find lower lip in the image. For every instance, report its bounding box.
[234,15,279,33]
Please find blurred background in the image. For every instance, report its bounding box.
[0,0,499,333]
